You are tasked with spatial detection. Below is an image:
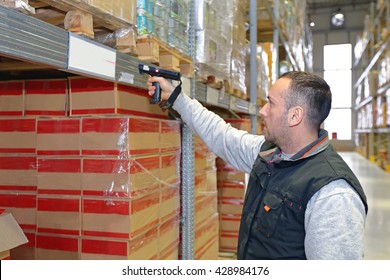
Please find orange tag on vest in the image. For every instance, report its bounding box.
[264,205,271,212]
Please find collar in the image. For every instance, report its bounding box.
[260,129,330,164]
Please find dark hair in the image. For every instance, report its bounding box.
[280,71,332,130]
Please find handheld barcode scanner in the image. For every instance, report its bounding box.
[138,64,182,105]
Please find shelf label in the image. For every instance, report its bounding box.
[68,34,116,80]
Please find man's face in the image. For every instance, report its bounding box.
[259,78,290,144]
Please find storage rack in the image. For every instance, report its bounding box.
[354,0,390,170]
[0,2,256,260]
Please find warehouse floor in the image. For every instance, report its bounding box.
[339,152,390,260]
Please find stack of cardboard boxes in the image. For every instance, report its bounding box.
[192,135,219,260]
[0,77,181,260]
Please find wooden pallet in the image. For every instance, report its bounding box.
[136,35,194,78]
[9,0,135,39]
[224,80,248,100]
[195,74,224,89]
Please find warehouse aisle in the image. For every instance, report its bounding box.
[339,152,390,260]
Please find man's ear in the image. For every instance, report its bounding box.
[288,106,304,127]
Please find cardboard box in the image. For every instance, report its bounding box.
[0,210,28,260]
[37,118,81,156]
[219,214,241,232]
[218,181,246,200]
[0,155,37,192]
[37,195,81,236]
[194,213,219,260]
[36,233,79,260]
[160,186,180,223]
[37,157,82,195]
[69,77,168,119]
[194,192,218,226]
[0,118,36,154]
[225,118,251,132]
[0,80,24,116]
[216,157,246,183]
[81,227,158,260]
[0,192,36,231]
[158,215,179,260]
[160,120,181,154]
[25,79,68,116]
[219,231,238,252]
[81,116,160,157]
[195,169,217,193]
[82,155,160,197]
[160,153,180,186]
[218,198,244,215]
[82,190,160,240]
[81,0,136,24]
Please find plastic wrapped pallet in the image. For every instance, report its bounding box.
[81,0,136,24]
[195,0,235,81]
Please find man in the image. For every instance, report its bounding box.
[147,71,368,260]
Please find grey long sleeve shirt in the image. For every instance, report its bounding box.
[173,93,366,259]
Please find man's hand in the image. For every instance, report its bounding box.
[147,76,175,102]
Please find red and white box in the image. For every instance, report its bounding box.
[160,152,180,186]
[25,79,68,116]
[37,195,81,236]
[35,233,80,260]
[0,118,36,155]
[160,186,180,224]
[81,227,159,260]
[81,116,160,157]
[158,215,180,260]
[37,157,82,196]
[0,80,24,116]
[160,120,181,154]
[117,84,169,119]
[219,231,239,252]
[37,118,81,156]
[194,213,219,260]
[69,77,168,119]
[82,155,160,197]
[82,191,160,240]
[194,192,218,226]
[195,168,217,193]
[219,214,241,232]
[216,157,246,183]
[218,181,246,200]
[0,156,37,192]
[218,197,244,216]
[0,192,36,231]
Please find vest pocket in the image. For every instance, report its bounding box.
[256,192,284,238]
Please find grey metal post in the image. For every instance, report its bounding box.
[250,0,258,134]
[274,0,280,79]
[180,0,196,260]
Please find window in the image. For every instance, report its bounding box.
[323,44,352,140]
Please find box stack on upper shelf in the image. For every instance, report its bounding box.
[354,0,390,172]
[259,0,313,73]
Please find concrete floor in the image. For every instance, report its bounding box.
[339,152,390,260]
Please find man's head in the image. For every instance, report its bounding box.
[280,71,332,131]
[259,71,332,150]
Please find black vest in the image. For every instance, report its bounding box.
[237,144,368,260]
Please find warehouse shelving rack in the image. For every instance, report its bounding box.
[353,0,390,171]
[0,2,258,260]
